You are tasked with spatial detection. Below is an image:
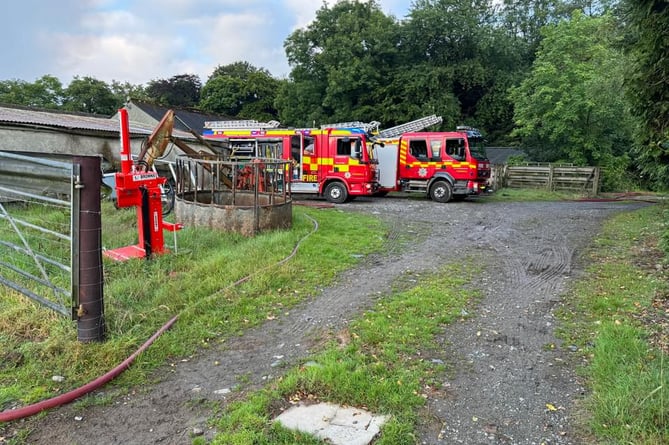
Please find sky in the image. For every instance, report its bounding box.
[2,0,412,86]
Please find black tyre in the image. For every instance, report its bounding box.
[161,181,175,216]
[429,180,453,203]
[324,182,348,204]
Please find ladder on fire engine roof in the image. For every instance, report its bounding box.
[320,115,443,138]
[320,120,381,133]
[203,119,281,129]
[377,114,443,138]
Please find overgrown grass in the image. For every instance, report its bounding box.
[556,203,669,444]
[0,202,385,411]
[205,267,479,444]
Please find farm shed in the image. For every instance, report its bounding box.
[120,99,236,136]
[0,103,226,170]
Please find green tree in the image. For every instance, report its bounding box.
[62,76,118,115]
[110,80,147,105]
[622,0,669,189]
[510,11,636,189]
[208,61,259,80]
[372,64,461,130]
[0,75,63,109]
[277,0,400,127]
[200,62,279,121]
[496,1,618,48]
[488,0,619,141]
[146,74,201,108]
[400,0,528,138]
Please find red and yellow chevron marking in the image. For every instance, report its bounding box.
[302,156,365,173]
[403,160,473,169]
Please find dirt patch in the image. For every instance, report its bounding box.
[1,196,650,444]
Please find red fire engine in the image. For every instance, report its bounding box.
[325,116,491,202]
[374,125,491,202]
[203,122,378,203]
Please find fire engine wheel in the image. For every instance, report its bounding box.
[429,180,453,203]
[324,182,348,204]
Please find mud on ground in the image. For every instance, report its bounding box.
[1,196,650,444]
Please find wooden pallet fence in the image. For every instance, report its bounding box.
[498,164,600,195]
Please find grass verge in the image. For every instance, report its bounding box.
[556,203,669,444]
[202,266,479,444]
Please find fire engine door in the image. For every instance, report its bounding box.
[405,138,434,180]
[445,138,469,175]
[294,135,318,183]
[290,134,321,194]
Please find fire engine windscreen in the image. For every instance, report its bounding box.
[469,138,488,160]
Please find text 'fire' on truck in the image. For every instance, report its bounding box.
[372,125,491,203]
[201,121,379,203]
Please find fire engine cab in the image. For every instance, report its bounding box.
[374,125,491,202]
[202,121,378,203]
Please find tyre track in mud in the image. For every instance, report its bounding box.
[11,198,648,445]
[414,201,642,445]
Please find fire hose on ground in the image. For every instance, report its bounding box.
[0,213,319,423]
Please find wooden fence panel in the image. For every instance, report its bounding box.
[500,164,599,195]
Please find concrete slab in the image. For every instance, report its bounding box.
[274,402,389,445]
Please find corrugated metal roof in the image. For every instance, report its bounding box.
[0,105,194,138]
[0,106,123,133]
[128,100,235,133]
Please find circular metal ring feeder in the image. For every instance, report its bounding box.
[174,154,292,236]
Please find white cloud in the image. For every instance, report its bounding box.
[80,10,142,30]
[47,32,178,84]
[284,0,338,30]
[0,0,412,85]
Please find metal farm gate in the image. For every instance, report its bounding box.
[0,152,104,342]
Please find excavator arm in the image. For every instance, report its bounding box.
[134,108,235,188]
[135,110,175,171]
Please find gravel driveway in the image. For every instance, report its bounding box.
[6,196,649,445]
